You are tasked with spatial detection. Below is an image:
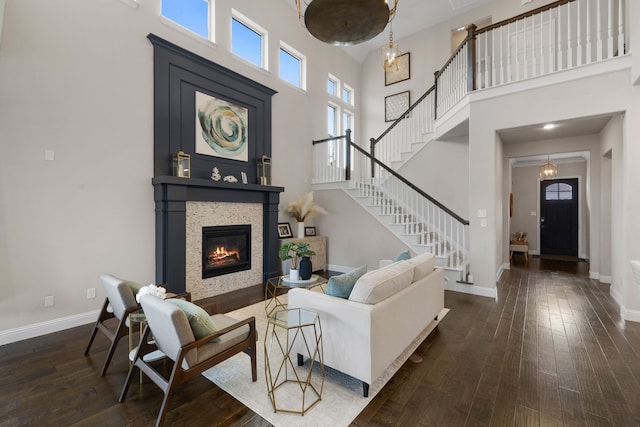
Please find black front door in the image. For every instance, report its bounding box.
[540,178,578,257]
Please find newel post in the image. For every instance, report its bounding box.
[345,129,352,181]
[369,137,376,178]
[433,70,440,120]
[466,24,477,92]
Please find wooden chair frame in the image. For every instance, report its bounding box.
[119,315,257,427]
[84,297,140,376]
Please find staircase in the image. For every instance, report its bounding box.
[311,0,628,286]
[347,180,469,281]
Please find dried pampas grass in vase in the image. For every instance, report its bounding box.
[287,192,327,238]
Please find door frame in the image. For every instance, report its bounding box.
[536,175,583,258]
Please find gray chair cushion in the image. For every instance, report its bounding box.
[100,274,139,320]
[140,295,251,369]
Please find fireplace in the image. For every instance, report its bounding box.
[202,225,251,279]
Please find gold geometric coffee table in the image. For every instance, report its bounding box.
[264,308,324,415]
[264,275,327,316]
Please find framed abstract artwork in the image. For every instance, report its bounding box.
[195,91,249,162]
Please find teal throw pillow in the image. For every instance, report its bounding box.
[393,250,411,262]
[326,265,367,299]
[167,299,219,341]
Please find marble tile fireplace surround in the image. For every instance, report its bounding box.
[153,176,283,299]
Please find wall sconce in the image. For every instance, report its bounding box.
[258,155,271,185]
[173,151,190,178]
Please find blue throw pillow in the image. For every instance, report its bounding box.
[393,250,411,262]
[326,265,367,299]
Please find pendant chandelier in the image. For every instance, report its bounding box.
[539,154,558,180]
[295,0,398,46]
[382,22,400,71]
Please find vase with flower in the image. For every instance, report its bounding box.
[286,191,327,238]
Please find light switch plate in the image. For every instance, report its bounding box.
[477,209,487,218]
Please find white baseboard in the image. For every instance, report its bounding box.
[445,280,497,299]
[0,310,99,346]
[621,306,640,323]
[496,264,506,282]
[326,263,351,273]
[610,287,640,323]
[589,271,612,284]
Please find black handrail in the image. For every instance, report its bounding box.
[312,129,351,181]
[313,134,469,226]
[370,85,435,146]
[475,0,575,35]
[353,143,469,225]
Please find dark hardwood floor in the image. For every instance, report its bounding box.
[3,258,640,426]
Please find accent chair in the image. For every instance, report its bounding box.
[84,274,141,376]
[119,294,257,427]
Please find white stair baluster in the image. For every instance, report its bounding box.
[607,0,614,59]
[617,0,625,56]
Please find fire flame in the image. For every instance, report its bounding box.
[208,246,240,265]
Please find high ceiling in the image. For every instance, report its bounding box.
[286,0,614,164]
[287,0,493,63]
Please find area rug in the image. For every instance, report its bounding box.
[202,297,448,427]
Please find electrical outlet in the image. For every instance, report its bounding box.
[87,288,96,299]
[44,295,54,307]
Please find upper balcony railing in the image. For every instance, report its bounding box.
[365,0,629,169]
[469,0,626,93]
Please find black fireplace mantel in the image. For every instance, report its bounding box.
[153,176,284,294]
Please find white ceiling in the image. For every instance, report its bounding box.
[498,115,614,145]
[501,115,614,166]
[287,0,493,63]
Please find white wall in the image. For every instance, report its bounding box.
[466,68,635,293]
[312,189,408,272]
[398,138,470,219]
[0,0,361,339]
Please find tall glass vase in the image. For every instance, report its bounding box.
[296,221,305,238]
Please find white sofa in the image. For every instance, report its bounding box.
[287,252,445,397]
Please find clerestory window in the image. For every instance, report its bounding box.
[231,11,268,69]
[161,0,211,40]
